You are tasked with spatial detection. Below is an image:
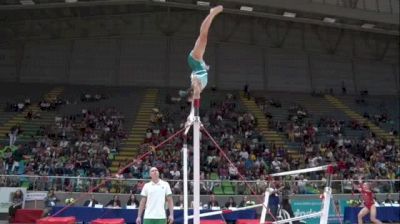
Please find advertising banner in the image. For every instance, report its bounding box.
[291,199,346,224]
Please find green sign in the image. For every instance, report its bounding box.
[291,199,346,224]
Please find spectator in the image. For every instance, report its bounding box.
[44,189,58,208]
[105,195,121,208]
[244,83,250,99]
[297,175,308,194]
[267,180,284,219]
[83,194,99,207]
[342,174,354,193]
[126,194,139,208]
[172,181,182,195]
[384,193,395,204]
[341,81,347,95]
[133,180,145,194]
[238,196,249,207]
[224,197,237,208]
[170,166,181,180]
[281,198,299,224]
[8,125,20,146]
[175,195,184,208]
[9,189,23,221]
[207,194,219,209]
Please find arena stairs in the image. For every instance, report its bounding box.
[325,95,400,147]
[0,87,64,145]
[285,93,355,142]
[110,89,158,173]
[238,92,300,161]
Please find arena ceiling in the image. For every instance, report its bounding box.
[0,0,398,37]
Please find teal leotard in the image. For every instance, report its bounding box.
[188,52,208,88]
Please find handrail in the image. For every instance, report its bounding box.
[1,174,397,182]
[1,174,398,194]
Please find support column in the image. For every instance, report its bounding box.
[351,59,358,93]
[320,165,334,224]
[165,37,171,87]
[308,54,314,92]
[393,64,399,94]
[263,48,268,91]
[259,190,271,224]
[213,43,218,88]
[114,38,122,85]
[66,40,74,84]
[15,41,25,83]
[193,114,201,224]
[182,136,189,224]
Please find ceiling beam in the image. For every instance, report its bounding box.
[0,0,398,36]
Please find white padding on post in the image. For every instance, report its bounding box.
[260,189,271,224]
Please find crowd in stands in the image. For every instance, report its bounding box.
[5,98,31,112]
[80,92,107,102]
[0,88,399,196]
[4,97,68,112]
[123,91,311,195]
[124,91,289,195]
[256,94,399,194]
[0,92,127,192]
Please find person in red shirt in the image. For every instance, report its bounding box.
[354,181,382,224]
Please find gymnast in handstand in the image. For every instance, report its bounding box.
[185,5,223,128]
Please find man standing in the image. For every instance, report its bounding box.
[267,180,284,219]
[137,167,174,224]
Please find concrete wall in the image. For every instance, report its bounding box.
[23,191,400,210]
[225,0,399,24]
[0,12,398,95]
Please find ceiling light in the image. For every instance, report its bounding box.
[197,1,210,6]
[283,12,296,18]
[361,23,375,29]
[323,17,336,23]
[20,0,35,5]
[240,6,253,12]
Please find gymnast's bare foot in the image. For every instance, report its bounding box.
[210,5,223,16]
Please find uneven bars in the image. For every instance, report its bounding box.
[270,165,329,177]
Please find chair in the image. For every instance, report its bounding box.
[223,186,235,195]
[213,185,224,195]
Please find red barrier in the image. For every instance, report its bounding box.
[36,217,76,224]
[91,218,125,224]
[13,209,43,223]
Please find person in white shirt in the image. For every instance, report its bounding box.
[297,175,308,194]
[127,194,139,208]
[137,167,174,224]
[170,166,181,180]
[272,158,281,172]
[8,126,20,146]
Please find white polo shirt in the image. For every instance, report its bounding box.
[141,179,172,219]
